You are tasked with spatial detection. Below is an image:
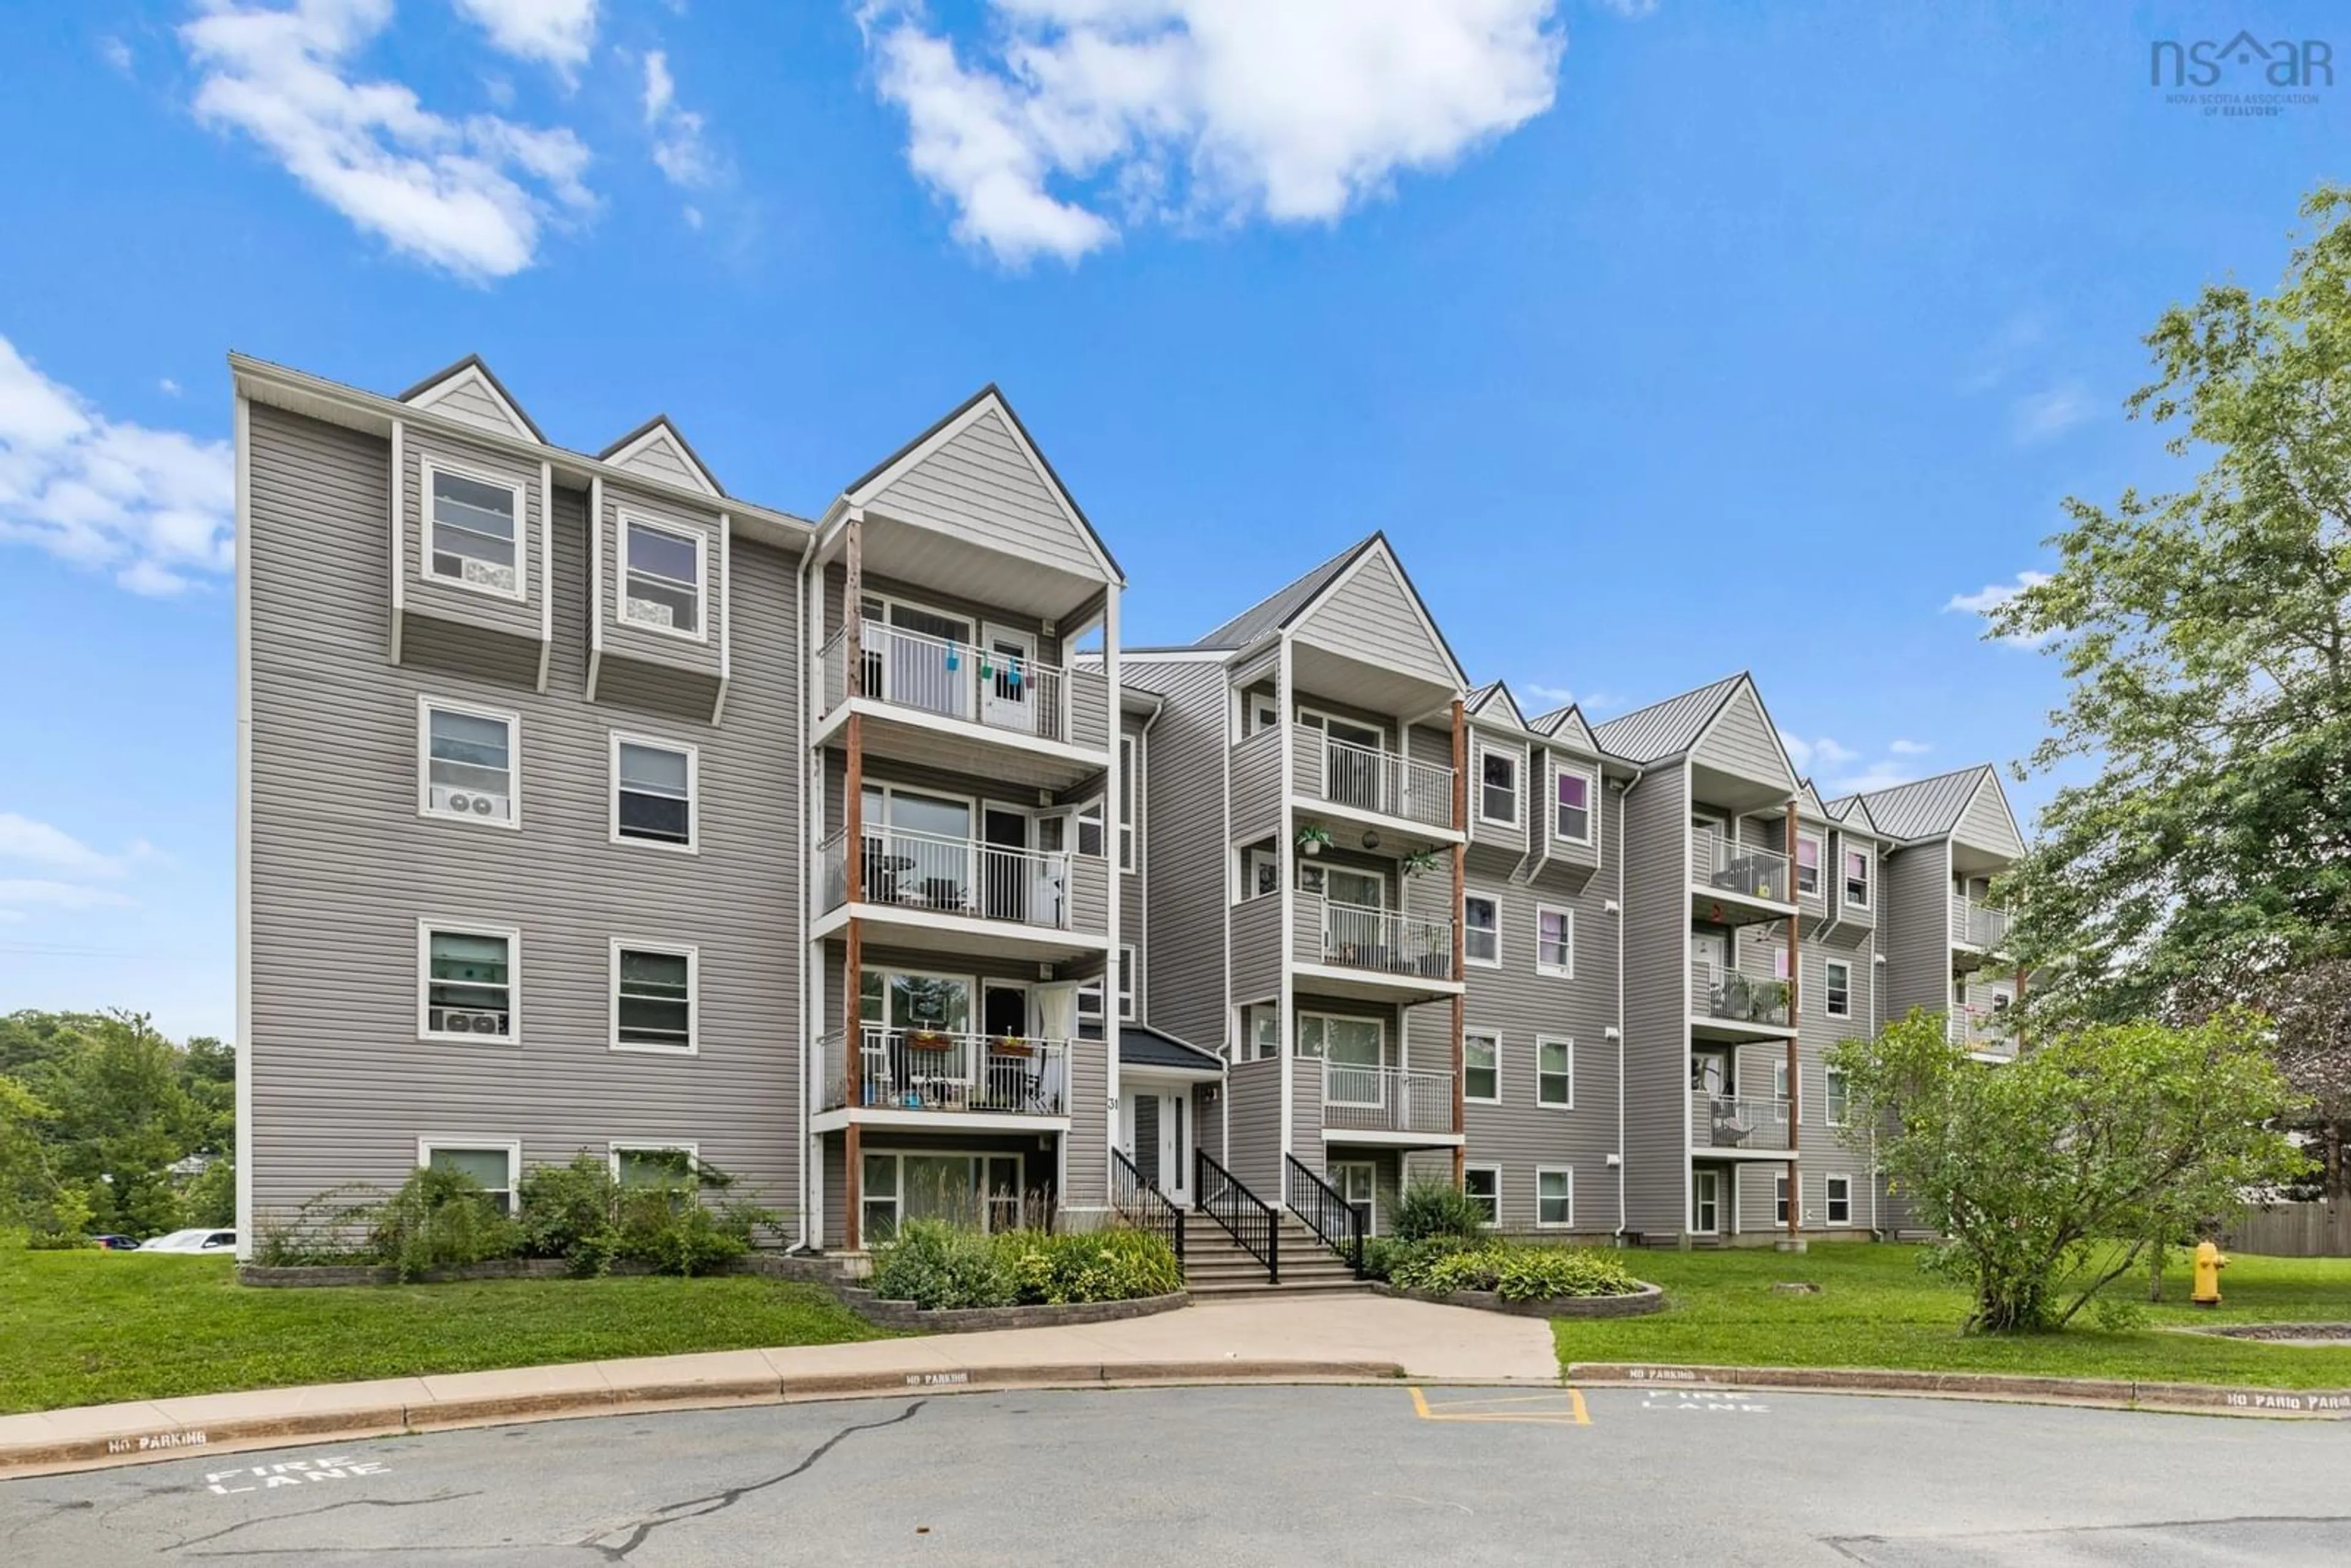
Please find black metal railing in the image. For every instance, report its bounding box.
[1193,1147,1278,1284]
[1285,1155,1365,1278]
[1111,1147,1186,1263]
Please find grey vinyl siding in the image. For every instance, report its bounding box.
[1070,667,1111,752]
[1690,681,1794,791]
[1119,716,1146,990]
[1319,1146,1404,1236]
[413,375,527,438]
[1125,661,1235,1052]
[1230,895,1282,1006]
[1543,750,1602,871]
[1288,1056,1321,1171]
[610,430,705,493]
[868,407,1100,579]
[247,403,800,1223]
[1955,775,2025,858]
[1193,1080,1224,1165]
[1289,550,1456,690]
[599,478,724,700]
[1224,1056,1284,1191]
[1880,843,1954,1026]
[1229,726,1283,846]
[1621,764,1693,1239]
[1469,732,1529,855]
[1736,926,1879,1234]
[401,613,539,689]
[1826,828,1878,936]
[822,565,1062,665]
[400,425,546,651]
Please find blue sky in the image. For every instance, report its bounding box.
[0,1,2340,1041]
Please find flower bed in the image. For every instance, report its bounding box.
[1363,1236,1660,1318]
[865,1221,1183,1312]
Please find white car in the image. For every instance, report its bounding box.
[141,1228,237,1254]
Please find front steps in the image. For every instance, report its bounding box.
[1182,1214,1370,1299]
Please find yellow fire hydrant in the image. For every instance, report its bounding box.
[2191,1239,2229,1308]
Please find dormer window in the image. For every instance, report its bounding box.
[425,463,523,598]
[622,517,703,637]
[1844,847,1872,909]
[1480,750,1518,825]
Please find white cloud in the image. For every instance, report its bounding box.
[1777,733,1858,773]
[179,0,597,283]
[1946,570,2055,647]
[0,879,137,913]
[1522,682,1620,713]
[1590,0,1658,15]
[102,36,135,73]
[2011,380,2092,444]
[859,0,1568,264]
[1821,761,1918,796]
[1888,738,1931,756]
[0,812,148,879]
[451,0,598,74]
[159,377,183,397]
[1523,681,1575,705]
[1961,309,2047,394]
[0,335,234,596]
[642,48,718,192]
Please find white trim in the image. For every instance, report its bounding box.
[1294,539,1468,689]
[417,920,522,1045]
[388,419,405,663]
[1535,1165,1574,1230]
[1774,1168,1791,1226]
[1475,737,1523,827]
[418,456,528,602]
[609,730,700,853]
[536,457,554,691]
[1551,761,1597,848]
[618,510,711,643]
[1535,1034,1575,1109]
[1823,959,1852,1019]
[1329,1158,1378,1237]
[1842,842,1875,912]
[234,391,254,1258]
[608,1139,703,1178]
[403,362,540,444]
[417,1138,522,1209]
[855,1148,1033,1240]
[1534,903,1574,978]
[1794,831,1823,898]
[1824,1172,1854,1226]
[711,514,731,721]
[1463,1029,1501,1104]
[604,421,721,497]
[1824,1064,1850,1128]
[1118,731,1141,874]
[1689,675,1802,794]
[586,475,605,701]
[1462,892,1501,968]
[417,694,523,830]
[1118,942,1138,1022]
[1690,1166,1722,1235]
[610,937,699,1055]
[1461,1163,1501,1228]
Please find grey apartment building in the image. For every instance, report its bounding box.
[235,354,2026,1262]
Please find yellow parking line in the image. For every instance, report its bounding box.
[1409,1386,1590,1426]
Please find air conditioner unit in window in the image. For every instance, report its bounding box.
[624,596,676,629]
[430,785,509,821]
[440,1010,504,1035]
[460,558,518,593]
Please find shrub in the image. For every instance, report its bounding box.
[1391,1180,1490,1243]
[252,1185,382,1266]
[515,1156,620,1264]
[868,1219,1018,1309]
[369,1166,520,1282]
[999,1226,1182,1305]
[1388,1241,1640,1302]
[520,1155,776,1278]
[1360,1234,1468,1283]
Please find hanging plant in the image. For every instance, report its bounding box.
[1296,822,1333,857]
[1400,847,1444,879]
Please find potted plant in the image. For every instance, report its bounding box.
[1297,822,1333,858]
[991,1033,1032,1056]
[904,1026,953,1051]
[1400,847,1443,879]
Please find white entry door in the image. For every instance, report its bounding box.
[980,625,1038,733]
[1121,1087,1191,1204]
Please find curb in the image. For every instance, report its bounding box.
[0,1359,1406,1481]
[1569,1362,2351,1420]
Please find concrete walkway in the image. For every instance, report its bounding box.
[0,1295,1558,1480]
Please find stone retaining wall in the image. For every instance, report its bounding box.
[1374,1280,1664,1319]
[831,1289,1189,1332]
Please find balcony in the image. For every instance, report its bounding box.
[1288,896,1459,1002]
[1321,1063,1457,1139]
[1690,959,1795,1038]
[1949,1007,2015,1058]
[816,620,1107,784]
[1952,896,2009,951]
[1690,1094,1793,1153]
[819,827,1108,958]
[1297,730,1457,833]
[1691,831,1796,920]
[819,1027,1070,1119]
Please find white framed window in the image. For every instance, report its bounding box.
[1553,767,1594,846]
[610,1142,700,1186]
[1824,1065,1850,1127]
[419,1139,521,1214]
[1463,895,1499,966]
[1774,1171,1790,1226]
[611,733,697,850]
[1795,833,1822,897]
[1824,959,1851,1019]
[1118,943,1138,1022]
[1463,1166,1500,1228]
[1479,748,1519,825]
[1076,796,1106,859]
[860,1150,1026,1243]
[1535,906,1573,977]
[1826,1174,1853,1226]
[1772,1059,1790,1118]
[1464,1031,1499,1102]
[418,697,519,828]
[1536,1166,1573,1229]
[611,940,697,1054]
[620,514,706,639]
[1245,1002,1280,1061]
[1242,846,1280,901]
[1536,1036,1573,1108]
[418,923,519,1043]
[1077,980,1106,1040]
[1119,734,1139,872]
[1329,1160,1376,1236]
[422,459,524,599]
[1843,846,1872,909]
[1691,1168,1720,1234]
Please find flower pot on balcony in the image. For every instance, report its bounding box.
[904,1029,953,1051]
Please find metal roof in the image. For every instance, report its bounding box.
[1191,536,1376,650]
[1850,766,1994,841]
[1118,1023,1224,1072]
[1591,674,1747,763]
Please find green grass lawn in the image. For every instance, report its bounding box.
[0,1250,890,1415]
[1556,1245,2351,1389]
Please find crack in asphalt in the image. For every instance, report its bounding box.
[159,1491,488,1553]
[1823,1512,2351,1561]
[582,1401,928,1562]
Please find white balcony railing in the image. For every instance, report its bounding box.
[819,620,1067,741]
[1692,832,1794,904]
[1321,1064,1456,1135]
[1314,735,1456,830]
[1319,902,1455,980]
[1690,1094,1793,1152]
[1690,960,1793,1027]
[1952,896,2009,950]
[820,827,1076,929]
[1949,1007,2015,1054]
[820,1027,1070,1116]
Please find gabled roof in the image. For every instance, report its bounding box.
[599,414,724,498]
[1193,536,1375,650]
[1851,765,1997,842]
[396,353,547,443]
[1119,1023,1224,1073]
[1795,779,1830,821]
[1466,681,1527,730]
[1591,673,1748,764]
[1820,792,1879,834]
[1529,703,1602,757]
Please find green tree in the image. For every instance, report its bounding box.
[1831,1010,2308,1333]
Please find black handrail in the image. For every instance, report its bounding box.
[1110,1148,1186,1262]
[1193,1148,1278,1283]
[1285,1155,1366,1278]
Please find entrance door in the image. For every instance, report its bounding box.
[1121,1088,1191,1204]
[1321,715,1386,812]
[981,808,1030,923]
[1692,1169,1720,1236]
[980,625,1038,733]
[1330,1160,1376,1235]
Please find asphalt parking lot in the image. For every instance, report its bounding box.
[4,1384,2346,1566]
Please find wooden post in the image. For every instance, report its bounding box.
[1450,698,1468,1186]
[1785,799,1801,1238]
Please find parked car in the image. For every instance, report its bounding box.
[140,1228,236,1254]
[91,1234,141,1250]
